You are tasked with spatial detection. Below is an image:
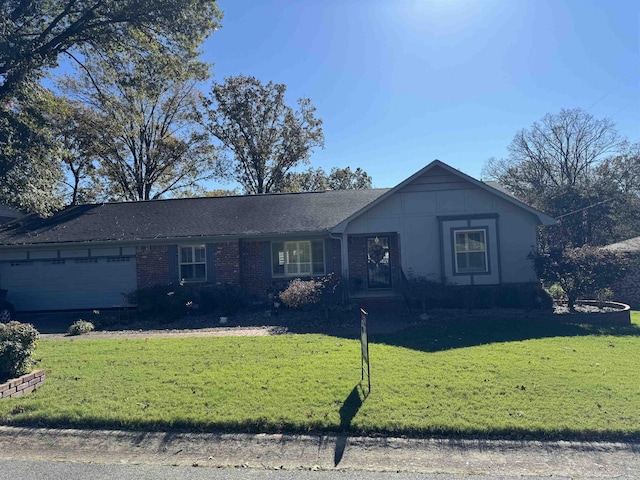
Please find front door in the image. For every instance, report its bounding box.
[367,236,391,288]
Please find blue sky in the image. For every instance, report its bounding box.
[200,0,639,189]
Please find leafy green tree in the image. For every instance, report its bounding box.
[206,75,324,194]
[529,245,627,312]
[50,98,102,205]
[59,53,217,201]
[0,0,222,212]
[0,0,222,102]
[0,83,65,215]
[595,141,640,197]
[204,188,240,197]
[283,167,329,192]
[327,166,372,190]
[284,166,372,192]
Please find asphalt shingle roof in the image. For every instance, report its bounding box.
[0,189,390,246]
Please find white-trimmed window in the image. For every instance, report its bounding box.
[454,230,488,274]
[272,240,325,277]
[180,245,206,282]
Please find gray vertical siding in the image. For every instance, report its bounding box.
[344,165,540,285]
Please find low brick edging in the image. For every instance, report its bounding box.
[0,370,45,399]
[553,300,632,325]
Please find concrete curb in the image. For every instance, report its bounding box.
[0,426,638,477]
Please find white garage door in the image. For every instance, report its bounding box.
[0,256,137,311]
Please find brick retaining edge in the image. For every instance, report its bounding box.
[0,370,45,399]
[555,300,632,325]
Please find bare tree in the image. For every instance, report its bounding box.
[483,108,621,203]
[483,108,637,247]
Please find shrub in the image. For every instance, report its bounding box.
[402,274,552,311]
[546,283,567,303]
[127,285,198,320]
[67,320,95,336]
[198,283,250,315]
[91,311,127,330]
[317,274,344,307]
[530,245,627,312]
[279,278,325,309]
[0,321,39,382]
[402,274,450,312]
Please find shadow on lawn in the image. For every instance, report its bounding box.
[371,317,640,354]
[334,383,368,467]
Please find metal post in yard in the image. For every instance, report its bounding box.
[360,308,371,393]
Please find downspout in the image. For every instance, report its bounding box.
[329,231,350,302]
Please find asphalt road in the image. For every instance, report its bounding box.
[0,459,576,480]
[0,427,638,479]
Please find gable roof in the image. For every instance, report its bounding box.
[0,189,389,247]
[332,160,556,232]
[603,236,640,253]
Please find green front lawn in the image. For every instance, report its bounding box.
[1,312,638,440]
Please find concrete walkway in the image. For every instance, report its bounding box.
[0,426,637,478]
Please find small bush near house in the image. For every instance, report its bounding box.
[0,321,39,382]
[67,320,95,336]
[279,278,325,309]
[127,285,198,320]
[317,274,345,309]
[402,275,552,311]
[90,311,126,330]
[198,283,249,315]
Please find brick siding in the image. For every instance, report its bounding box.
[611,253,640,309]
[240,240,269,296]
[134,238,346,300]
[136,245,170,288]
[214,241,240,284]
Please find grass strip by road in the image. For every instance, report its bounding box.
[0,312,638,441]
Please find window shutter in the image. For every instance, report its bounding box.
[271,241,284,276]
[263,242,271,278]
[168,245,179,284]
[206,244,216,284]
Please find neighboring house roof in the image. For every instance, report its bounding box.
[602,236,640,253]
[0,189,389,246]
[332,160,557,232]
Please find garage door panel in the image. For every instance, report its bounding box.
[0,257,137,311]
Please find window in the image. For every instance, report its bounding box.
[454,230,488,274]
[10,261,33,267]
[106,256,131,263]
[180,245,206,282]
[74,258,98,264]
[43,259,65,265]
[272,240,325,277]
